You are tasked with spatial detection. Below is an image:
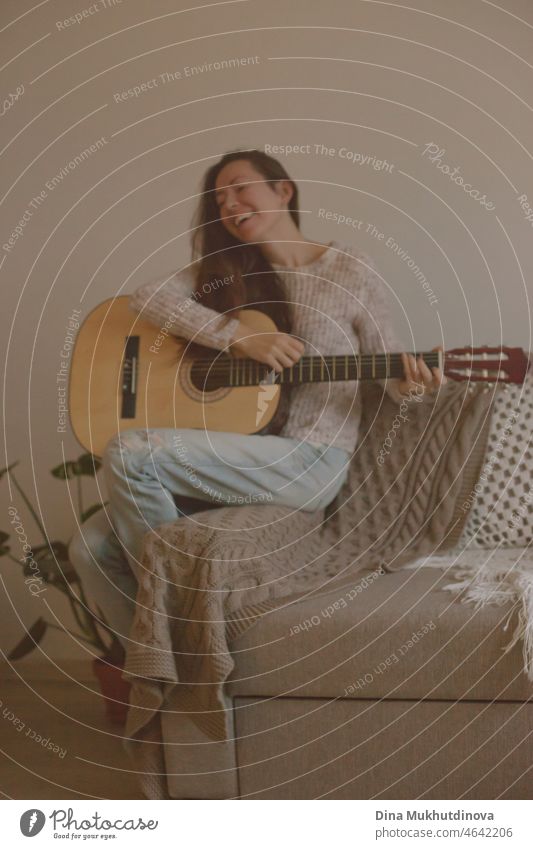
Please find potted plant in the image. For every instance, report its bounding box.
[1,455,130,724]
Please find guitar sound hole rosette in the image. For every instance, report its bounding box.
[179,359,232,403]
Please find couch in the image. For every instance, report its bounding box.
[123,375,533,799]
[159,563,533,799]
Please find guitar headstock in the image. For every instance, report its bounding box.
[444,346,529,384]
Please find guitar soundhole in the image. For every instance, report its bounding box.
[189,359,229,392]
[180,359,231,402]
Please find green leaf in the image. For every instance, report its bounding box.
[23,560,50,581]
[80,503,104,523]
[76,453,102,477]
[48,540,69,561]
[50,461,77,480]
[8,618,47,660]
[49,559,79,585]
[31,541,69,562]
[50,454,101,480]
[0,461,19,481]
[24,541,77,583]
[0,531,10,554]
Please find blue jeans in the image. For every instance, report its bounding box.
[68,429,350,646]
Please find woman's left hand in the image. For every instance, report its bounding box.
[398,346,447,397]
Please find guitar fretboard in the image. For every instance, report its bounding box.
[190,351,441,389]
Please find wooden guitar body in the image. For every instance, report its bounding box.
[70,298,280,457]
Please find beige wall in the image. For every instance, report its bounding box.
[2,0,532,658]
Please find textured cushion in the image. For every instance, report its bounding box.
[228,566,533,702]
[456,370,533,549]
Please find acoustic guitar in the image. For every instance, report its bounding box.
[69,297,529,457]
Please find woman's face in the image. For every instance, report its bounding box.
[214,159,293,243]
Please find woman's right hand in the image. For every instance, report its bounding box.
[230,322,305,372]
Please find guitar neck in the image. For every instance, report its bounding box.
[192,351,441,388]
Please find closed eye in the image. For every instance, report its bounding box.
[215,181,251,208]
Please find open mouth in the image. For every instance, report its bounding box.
[234,212,255,228]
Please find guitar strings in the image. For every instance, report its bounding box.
[132,354,441,375]
[127,351,442,382]
[188,353,440,377]
[188,353,440,369]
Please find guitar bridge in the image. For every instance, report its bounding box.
[121,336,139,418]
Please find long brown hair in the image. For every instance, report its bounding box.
[190,149,299,333]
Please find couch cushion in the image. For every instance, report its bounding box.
[456,370,533,549]
[227,566,533,702]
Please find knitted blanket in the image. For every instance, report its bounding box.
[406,364,533,682]
[122,379,494,798]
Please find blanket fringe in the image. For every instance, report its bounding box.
[443,560,533,681]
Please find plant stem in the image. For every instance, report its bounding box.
[67,589,104,646]
[79,586,121,645]
[70,581,115,652]
[50,574,85,625]
[93,617,120,644]
[77,475,83,520]
[55,580,107,652]
[9,470,48,545]
[66,591,88,633]
[75,578,91,609]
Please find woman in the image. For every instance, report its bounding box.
[69,149,445,647]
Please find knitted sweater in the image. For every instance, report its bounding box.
[129,241,407,453]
